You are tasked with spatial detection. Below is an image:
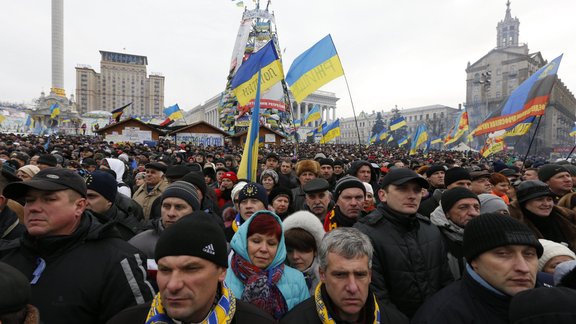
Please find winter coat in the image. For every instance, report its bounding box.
[291,186,307,212]
[418,188,443,217]
[105,158,132,198]
[0,205,25,240]
[128,218,163,259]
[411,266,513,324]
[354,203,454,318]
[429,205,466,279]
[509,201,576,251]
[225,211,310,311]
[281,286,408,324]
[0,212,154,324]
[132,179,169,221]
[106,299,276,324]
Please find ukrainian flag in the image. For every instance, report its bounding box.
[303,105,321,125]
[570,126,576,137]
[233,41,281,181]
[378,128,389,141]
[50,103,60,119]
[389,116,407,131]
[321,119,341,143]
[387,135,394,143]
[409,124,428,155]
[293,119,301,128]
[232,41,284,106]
[397,136,408,147]
[368,133,377,145]
[431,137,443,145]
[164,104,184,121]
[286,35,344,103]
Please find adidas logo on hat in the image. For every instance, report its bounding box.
[202,244,215,255]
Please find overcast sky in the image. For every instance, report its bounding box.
[2,0,576,118]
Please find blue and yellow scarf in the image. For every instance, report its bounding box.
[314,283,381,324]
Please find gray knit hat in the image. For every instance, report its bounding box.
[161,181,200,211]
[478,194,509,214]
[333,175,366,201]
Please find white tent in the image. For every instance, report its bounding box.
[450,142,478,152]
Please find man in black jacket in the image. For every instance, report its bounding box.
[108,213,275,323]
[85,170,142,240]
[412,213,544,324]
[354,168,454,318]
[281,227,407,324]
[0,168,153,324]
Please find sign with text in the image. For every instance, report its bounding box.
[176,133,224,146]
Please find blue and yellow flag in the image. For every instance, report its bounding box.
[389,116,407,131]
[387,135,394,143]
[233,41,281,181]
[570,126,576,137]
[409,124,428,155]
[303,105,321,125]
[397,136,408,147]
[378,128,389,141]
[293,119,301,128]
[164,104,184,121]
[286,35,344,103]
[232,41,284,106]
[368,133,377,145]
[321,119,341,143]
[431,137,443,145]
[504,116,535,137]
[50,103,60,119]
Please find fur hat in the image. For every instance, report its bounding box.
[296,159,320,177]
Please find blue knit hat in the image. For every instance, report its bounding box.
[238,182,268,208]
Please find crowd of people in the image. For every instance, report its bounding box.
[0,132,576,323]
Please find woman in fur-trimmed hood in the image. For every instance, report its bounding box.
[283,211,326,295]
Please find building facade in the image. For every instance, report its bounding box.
[465,2,576,153]
[339,105,460,144]
[75,51,165,117]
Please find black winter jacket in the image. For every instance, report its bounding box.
[106,299,275,324]
[354,203,454,318]
[0,212,154,324]
[411,269,512,324]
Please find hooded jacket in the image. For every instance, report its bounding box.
[225,211,310,310]
[105,158,131,198]
[430,205,466,279]
[0,211,154,324]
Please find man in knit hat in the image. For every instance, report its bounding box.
[224,182,268,241]
[1,168,153,324]
[354,168,453,318]
[108,215,274,324]
[129,181,200,259]
[418,167,473,217]
[84,170,142,240]
[538,164,573,202]
[324,175,366,231]
[412,213,544,323]
[424,164,446,196]
[430,187,480,279]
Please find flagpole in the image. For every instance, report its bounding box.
[521,115,543,166]
[566,144,576,161]
[342,74,363,148]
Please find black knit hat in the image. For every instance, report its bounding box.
[318,158,334,167]
[463,213,543,262]
[381,168,429,189]
[425,164,446,177]
[165,165,191,180]
[238,182,268,208]
[538,164,569,182]
[0,262,30,314]
[181,171,207,198]
[516,180,555,205]
[333,175,366,201]
[268,186,292,205]
[161,181,200,211]
[154,213,228,267]
[441,187,479,214]
[444,167,472,187]
[85,170,118,203]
